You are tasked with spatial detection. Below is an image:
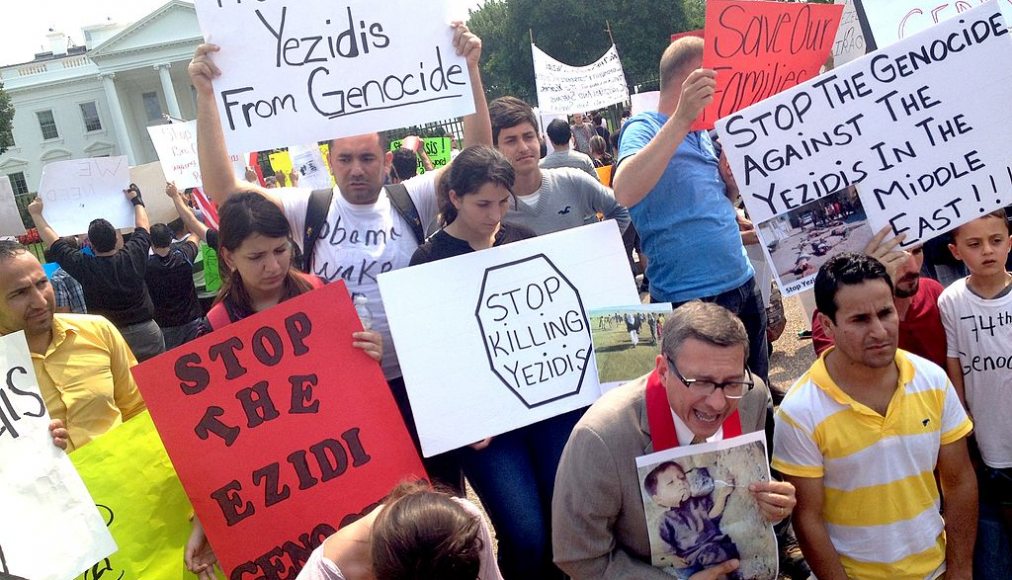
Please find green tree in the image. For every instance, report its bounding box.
[0,82,13,155]
[469,0,703,103]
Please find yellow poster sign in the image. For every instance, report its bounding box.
[71,411,194,579]
[268,151,294,179]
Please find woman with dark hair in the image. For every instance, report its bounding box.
[298,481,502,580]
[410,147,569,579]
[410,146,533,264]
[185,192,383,579]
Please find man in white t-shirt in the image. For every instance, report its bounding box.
[189,23,489,383]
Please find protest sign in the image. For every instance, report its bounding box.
[134,281,423,577]
[289,143,333,190]
[636,432,777,578]
[389,137,452,175]
[0,331,116,580]
[129,162,179,225]
[268,150,294,182]
[716,1,1012,288]
[858,0,1012,48]
[532,44,630,114]
[378,220,639,456]
[195,0,474,154]
[71,412,193,579]
[148,120,247,190]
[696,0,844,130]
[0,176,26,236]
[832,0,867,65]
[37,156,132,235]
[630,91,660,116]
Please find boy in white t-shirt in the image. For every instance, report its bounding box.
[938,209,1012,548]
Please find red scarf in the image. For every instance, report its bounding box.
[645,369,741,452]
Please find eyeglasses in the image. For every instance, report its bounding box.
[665,355,755,400]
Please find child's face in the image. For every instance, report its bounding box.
[950,217,1011,277]
[651,465,691,508]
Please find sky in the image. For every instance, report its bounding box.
[1,0,173,66]
[1,0,485,67]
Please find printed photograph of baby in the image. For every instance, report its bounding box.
[636,432,778,580]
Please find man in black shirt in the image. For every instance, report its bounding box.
[29,186,166,361]
[146,223,203,349]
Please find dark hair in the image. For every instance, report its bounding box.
[590,135,607,156]
[371,481,483,580]
[216,192,313,318]
[545,119,572,146]
[439,146,515,227]
[0,239,27,261]
[951,208,1012,241]
[814,252,894,323]
[150,223,174,249]
[592,113,604,127]
[329,132,389,153]
[58,236,79,250]
[88,219,118,253]
[621,109,631,119]
[168,218,186,237]
[391,149,418,182]
[489,96,538,146]
[644,461,686,497]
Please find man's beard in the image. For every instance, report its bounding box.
[894,276,920,298]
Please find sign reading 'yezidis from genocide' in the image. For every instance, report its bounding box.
[134,281,424,578]
[195,0,474,154]
[696,0,844,130]
[717,1,1012,248]
[379,221,639,457]
[531,44,630,114]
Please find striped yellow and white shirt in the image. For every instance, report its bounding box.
[772,349,972,580]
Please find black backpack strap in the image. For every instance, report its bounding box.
[302,188,334,273]
[386,182,424,245]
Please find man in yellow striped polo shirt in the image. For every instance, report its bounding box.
[773,253,977,580]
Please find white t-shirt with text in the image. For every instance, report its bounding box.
[281,174,438,380]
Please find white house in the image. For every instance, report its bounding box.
[0,0,202,196]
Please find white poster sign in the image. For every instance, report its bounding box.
[630,91,660,116]
[288,143,333,190]
[532,44,630,114]
[194,0,475,155]
[38,156,133,236]
[859,0,1012,47]
[0,332,117,580]
[379,221,639,456]
[832,0,867,65]
[147,121,247,190]
[717,1,1012,262]
[0,176,26,236]
[129,163,180,226]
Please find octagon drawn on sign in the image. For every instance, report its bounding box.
[475,254,592,409]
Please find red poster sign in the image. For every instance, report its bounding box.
[134,281,424,577]
[694,0,844,130]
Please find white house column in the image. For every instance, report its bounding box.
[155,63,182,120]
[99,72,136,164]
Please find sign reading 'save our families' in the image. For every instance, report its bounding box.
[697,0,844,130]
[379,221,639,457]
[134,281,424,577]
[195,0,474,154]
[717,1,1012,250]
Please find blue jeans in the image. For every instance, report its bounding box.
[458,407,585,579]
[663,276,769,383]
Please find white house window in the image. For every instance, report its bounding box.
[142,92,163,121]
[80,102,102,131]
[37,110,59,140]
[8,172,29,195]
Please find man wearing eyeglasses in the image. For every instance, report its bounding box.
[553,301,796,579]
